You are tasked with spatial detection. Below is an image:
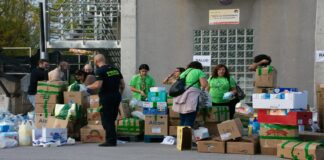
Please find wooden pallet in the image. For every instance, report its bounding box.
[144,135,165,143]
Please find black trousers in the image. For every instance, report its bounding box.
[212,101,235,119]
[99,93,121,144]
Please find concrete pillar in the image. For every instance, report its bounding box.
[315,0,324,106]
[121,0,137,99]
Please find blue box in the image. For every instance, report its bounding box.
[143,107,168,115]
[273,88,298,93]
[148,91,167,102]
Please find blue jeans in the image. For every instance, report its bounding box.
[179,111,197,127]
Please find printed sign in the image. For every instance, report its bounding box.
[193,55,211,66]
[315,50,324,62]
[209,9,240,25]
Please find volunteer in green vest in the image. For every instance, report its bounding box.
[129,64,155,101]
[207,64,237,119]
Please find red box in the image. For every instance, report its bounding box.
[258,109,312,126]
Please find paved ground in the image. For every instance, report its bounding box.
[0,142,282,160]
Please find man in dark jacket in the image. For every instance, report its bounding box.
[27,59,49,109]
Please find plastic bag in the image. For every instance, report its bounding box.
[193,127,210,141]
[0,137,18,149]
[18,120,34,146]
[131,111,145,120]
[161,136,176,145]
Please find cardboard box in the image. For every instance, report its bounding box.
[217,118,243,141]
[119,102,131,118]
[254,66,277,87]
[32,129,42,146]
[177,126,192,151]
[203,122,219,137]
[117,118,144,136]
[197,140,225,153]
[145,115,168,136]
[64,91,89,109]
[80,125,106,143]
[260,123,298,139]
[169,126,177,136]
[261,146,277,155]
[35,113,53,128]
[233,113,253,128]
[87,120,102,125]
[196,106,229,123]
[258,109,312,126]
[35,94,58,104]
[254,87,274,93]
[89,95,100,108]
[299,131,324,141]
[42,127,68,143]
[277,141,324,160]
[252,92,308,109]
[37,81,67,93]
[35,103,56,114]
[46,117,69,128]
[148,91,167,102]
[168,106,179,118]
[87,107,101,121]
[226,137,259,155]
[169,118,180,126]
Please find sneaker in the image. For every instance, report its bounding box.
[98,143,117,147]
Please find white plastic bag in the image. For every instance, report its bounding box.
[131,111,145,120]
[0,137,18,149]
[18,120,34,146]
[161,136,176,145]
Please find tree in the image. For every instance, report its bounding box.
[0,0,40,55]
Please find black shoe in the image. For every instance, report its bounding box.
[98,143,117,147]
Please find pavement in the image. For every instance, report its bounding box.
[0,142,282,160]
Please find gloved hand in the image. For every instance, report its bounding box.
[223,92,233,100]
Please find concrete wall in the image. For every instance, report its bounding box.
[315,0,324,106]
[131,0,316,105]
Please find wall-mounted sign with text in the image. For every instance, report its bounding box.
[193,55,211,67]
[209,9,240,25]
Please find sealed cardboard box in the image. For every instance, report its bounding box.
[64,91,89,109]
[89,95,100,108]
[35,103,56,114]
[169,126,177,136]
[119,102,131,118]
[217,118,243,141]
[196,106,229,123]
[177,126,192,151]
[35,94,58,104]
[254,66,277,88]
[254,87,274,93]
[168,106,179,118]
[277,141,324,160]
[35,113,53,128]
[226,136,259,155]
[148,91,167,102]
[299,131,324,141]
[42,127,68,143]
[145,115,168,136]
[37,81,67,93]
[87,107,101,121]
[258,109,312,126]
[117,118,144,136]
[252,92,308,109]
[197,140,225,153]
[80,125,106,143]
[260,123,298,139]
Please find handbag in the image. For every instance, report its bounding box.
[169,69,199,97]
[226,77,245,101]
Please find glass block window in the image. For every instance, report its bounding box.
[193,29,254,104]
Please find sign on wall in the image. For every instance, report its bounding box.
[209,9,240,25]
[193,55,211,66]
[315,50,324,62]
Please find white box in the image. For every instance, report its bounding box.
[41,128,67,143]
[150,87,166,92]
[32,129,42,146]
[142,102,167,109]
[252,92,308,109]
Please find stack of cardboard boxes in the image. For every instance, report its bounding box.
[168,97,179,136]
[196,118,259,155]
[254,66,276,93]
[253,91,311,155]
[80,95,106,143]
[316,84,324,131]
[144,87,168,138]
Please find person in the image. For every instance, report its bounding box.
[87,54,125,147]
[172,61,208,127]
[207,64,237,119]
[68,70,87,92]
[48,61,69,81]
[129,64,155,101]
[248,54,272,71]
[27,59,49,109]
[162,67,185,85]
[83,64,96,86]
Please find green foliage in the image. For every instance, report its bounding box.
[0,0,40,55]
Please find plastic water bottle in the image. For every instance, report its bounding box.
[252,117,260,135]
